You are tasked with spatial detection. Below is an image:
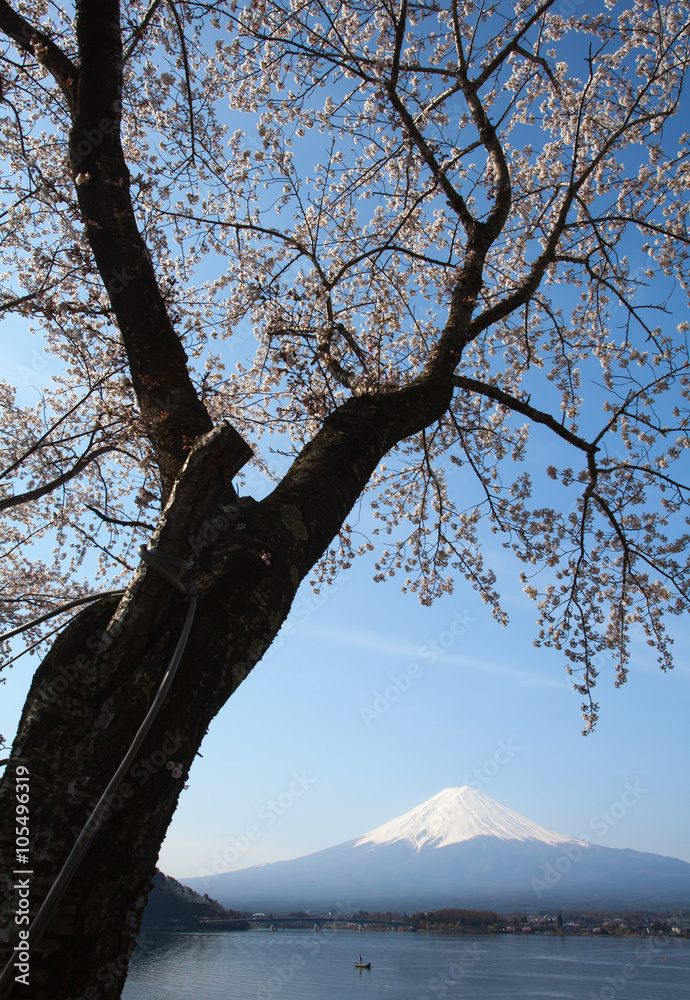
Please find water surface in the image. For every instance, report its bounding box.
[122,928,690,999]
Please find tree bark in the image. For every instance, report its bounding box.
[0,374,454,999]
[67,0,214,499]
[0,4,465,995]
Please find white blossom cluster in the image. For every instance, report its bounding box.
[1,0,689,731]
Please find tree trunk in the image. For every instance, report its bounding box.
[0,377,453,999]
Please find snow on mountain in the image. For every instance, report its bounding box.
[355,786,585,851]
[182,787,690,913]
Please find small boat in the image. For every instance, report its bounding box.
[354,961,371,969]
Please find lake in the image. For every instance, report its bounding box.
[121,928,690,999]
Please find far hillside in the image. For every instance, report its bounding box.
[141,870,248,928]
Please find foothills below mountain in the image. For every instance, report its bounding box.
[142,871,247,928]
[180,787,690,913]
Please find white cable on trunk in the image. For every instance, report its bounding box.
[0,546,197,997]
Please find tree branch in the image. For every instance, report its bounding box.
[0,376,116,483]
[0,0,77,109]
[470,1,557,93]
[0,447,115,512]
[69,0,214,498]
[165,0,196,164]
[122,0,164,63]
[84,505,155,532]
[452,374,598,454]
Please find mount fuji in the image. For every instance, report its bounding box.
[182,787,690,912]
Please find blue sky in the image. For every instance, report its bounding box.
[2,317,690,894]
[154,515,690,880]
[1,7,689,900]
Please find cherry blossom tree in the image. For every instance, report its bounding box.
[0,0,689,995]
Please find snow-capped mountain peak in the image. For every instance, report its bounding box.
[183,786,690,912]
[355,786,585,852]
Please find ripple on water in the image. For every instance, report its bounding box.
[122,929,690,1000]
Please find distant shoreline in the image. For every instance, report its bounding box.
[140,923,689,940]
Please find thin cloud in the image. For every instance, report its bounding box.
[302,623,568,689]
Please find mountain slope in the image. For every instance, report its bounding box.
[181,787,690,912]
[355,786,585,850]
[142,870,242,926]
